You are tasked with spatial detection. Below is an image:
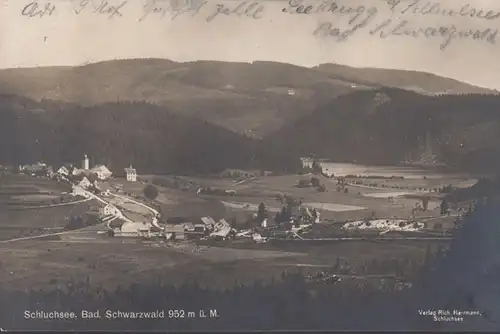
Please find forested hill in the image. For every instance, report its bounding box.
[0,59,493,137]
[265,89,500,172]
[0,95,300,174]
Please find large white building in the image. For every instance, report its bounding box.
[91,165,112,180]
[124,166,137,182]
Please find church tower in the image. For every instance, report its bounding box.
[82,154,89,170]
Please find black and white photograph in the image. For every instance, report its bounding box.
[1,0,500,331]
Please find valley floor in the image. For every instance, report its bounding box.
[0,170,471,291]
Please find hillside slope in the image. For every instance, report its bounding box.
[265,89,500,172]
[0,59,493,136]
[0,95,299,174]
[315,64,493,95]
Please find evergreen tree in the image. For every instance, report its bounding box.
[311,159,323,174]
[274,211,282,224]
[422,197,429,211]
[440,199,449,215]
[256,202,267,222]
[279,206,290,223]
[310,177,320,187]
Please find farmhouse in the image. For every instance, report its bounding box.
[91,165,112,180]
[210,219,232,239]
[21,162,47,176]
[124,166,137,182]
[301,157,314,169]
[115,222,152,237]
[72,185,90,198]
[201,216,216,230]
[78,176,91,189]
[56,166,70,176]
[183,222,195,231]
[99,203,120,217]
[164,224,186,240]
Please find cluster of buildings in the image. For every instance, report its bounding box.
[19,154,138,183]
[106,214,236,241]
[56,154,113,181]
[19,162,53,177]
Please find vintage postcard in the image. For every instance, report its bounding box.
[0,0,500,331]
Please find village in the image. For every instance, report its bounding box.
[8,153,469,247]
[0,150,479,294]
[9,154,325,244]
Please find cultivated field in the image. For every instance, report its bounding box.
[347,176,477,191]
[0,202,98,241]
[176,174,456,221]
[1,174,70,192]
[0,174,98,240]
[10,194,60,201]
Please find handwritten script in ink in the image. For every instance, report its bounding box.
[205,1,265,22]
[282,0,500,50]
[139,0,208,21]
[21,1,56,18]
[71,0,128,19]
[20,0,266,22]
[18,0,500,50]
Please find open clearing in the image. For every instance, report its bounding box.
[0,236,444,290]
[362,192,415,198]
[302,202,366,212]
[221,201,281,213]
[1,174,70,194]
[0,239,307,290]
[0,201,98,240]
[108,197,151,217]
[10,194,59,201]
[179,174,454,221]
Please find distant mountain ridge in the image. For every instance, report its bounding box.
[0,59,493,136]
[315,63,494,96]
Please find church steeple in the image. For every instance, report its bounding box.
[82,154,89,170]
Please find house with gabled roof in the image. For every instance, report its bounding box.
[91,165,112,180]
[72,185,91,198]
[78,176,91,189]
[99,203,120,217]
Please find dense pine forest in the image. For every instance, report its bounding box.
[3,88,500,175]
[266,89,500,172]
[0,95,300,174]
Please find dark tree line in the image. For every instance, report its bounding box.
[0,95,301,175]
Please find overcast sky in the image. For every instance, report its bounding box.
[2,0,500,89]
